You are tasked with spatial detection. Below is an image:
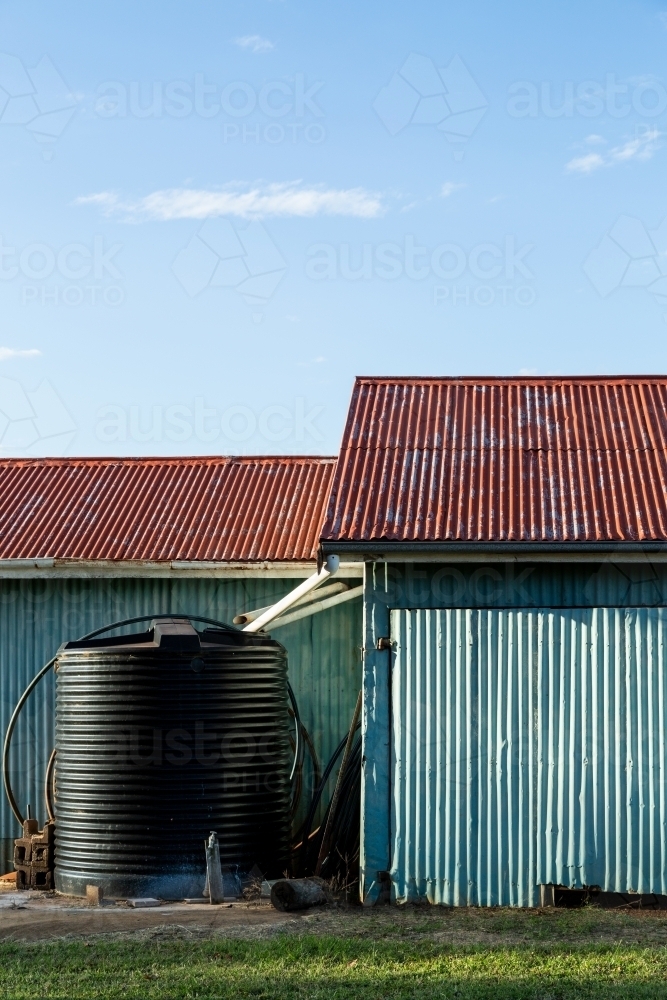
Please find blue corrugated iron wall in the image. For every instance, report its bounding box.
[362,560,667,904]
[391,609,538,907]
[388,604,667,905]
[537,606,667,894]
[0,576,361,866]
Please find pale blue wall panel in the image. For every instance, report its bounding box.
[387,604,667,906]
[390,609,538,907]
[537,607,667,895]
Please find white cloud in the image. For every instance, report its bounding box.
[610,131,659,162]
[234,35,274,53]
[441,182,466,198]
[566,128,661,173]
[75,183,385,221]
[566,152,605,174]
[518,367,538,376]
[0,348,41,362]
[584,134,606,145]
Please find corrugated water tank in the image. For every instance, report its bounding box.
[53,618,290,898]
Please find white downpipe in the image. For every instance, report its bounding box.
[234,581,349,626]
[269,585,363,629]
[242,554,340,633]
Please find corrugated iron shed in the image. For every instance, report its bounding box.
[322,376,667,545]
[0,456,335,562]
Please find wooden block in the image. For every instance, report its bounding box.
[86,885,103,906]
[540,884,555,907]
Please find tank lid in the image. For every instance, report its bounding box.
[151,618,200,651]
[58,616,281,653]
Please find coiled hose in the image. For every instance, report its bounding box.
[2,613,302,827]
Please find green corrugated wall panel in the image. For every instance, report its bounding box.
[0,577,361,865]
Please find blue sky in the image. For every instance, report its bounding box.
[1,0,667,456]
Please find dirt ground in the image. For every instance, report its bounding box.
[0,887,306,942]
[4,878,667,946]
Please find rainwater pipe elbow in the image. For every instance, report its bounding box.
[243,554,340,633]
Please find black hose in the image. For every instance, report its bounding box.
[44,748,56,824]
[296,723,361,873]
[3,612,301,829]
[2,656,57,826]
[317,736,362,879]
[286,682,301,783]
[80,613,239,641]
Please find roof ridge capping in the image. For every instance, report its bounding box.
[0,455,338,467]
[354,374,667,384]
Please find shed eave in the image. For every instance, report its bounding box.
[0,558,313,579]
[319,540,667,563]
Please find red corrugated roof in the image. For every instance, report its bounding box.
[321,376,667,544]
[0,456,335,562]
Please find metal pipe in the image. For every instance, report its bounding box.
[269,585,363,630]
[234,582,349,626]
[243,555,340,633]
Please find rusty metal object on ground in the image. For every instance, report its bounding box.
[14,819,54,890]
[270,877,327,911]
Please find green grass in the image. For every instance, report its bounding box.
[3,907,667,998]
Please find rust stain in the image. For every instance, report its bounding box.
[0,456,336,561]
[321,376,667,543]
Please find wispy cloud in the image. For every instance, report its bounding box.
[440,181,466,198]
[75,183,385,221]
[234,35,274,53]
[298,355,327,367]
[566,128,661,173]
[0,348,41,362]
[566,152,605,174]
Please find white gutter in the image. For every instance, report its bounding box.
[233,581,349,625]
[0,559,364,579]
[243,554,340,633]
[0,558,55,570]
[269,585,363,629]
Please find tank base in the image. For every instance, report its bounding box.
[55,869,207,900]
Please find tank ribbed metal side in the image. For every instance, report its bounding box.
[54,635,290,898]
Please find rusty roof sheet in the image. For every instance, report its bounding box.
[0,456,335,562]
[321,376,667,545]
